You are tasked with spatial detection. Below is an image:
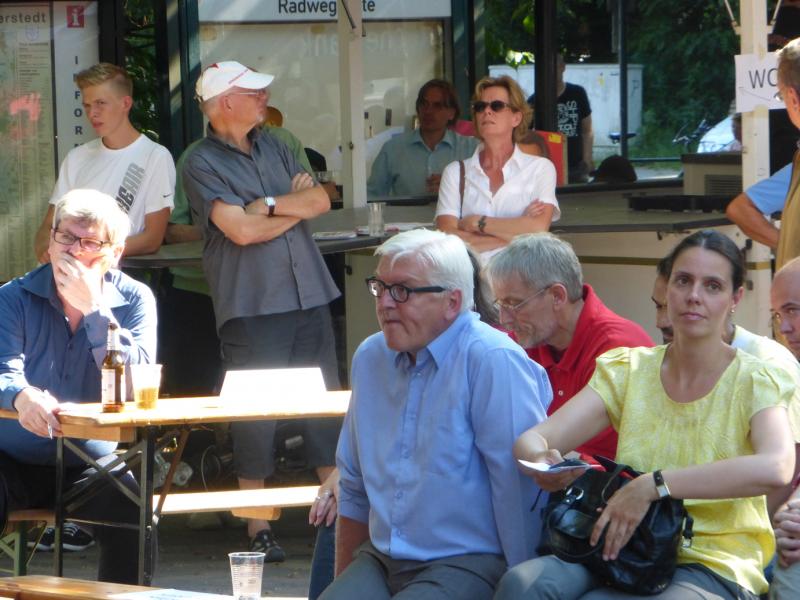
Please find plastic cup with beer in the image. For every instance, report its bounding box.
[130,363,162,410]
[229,551,265,600]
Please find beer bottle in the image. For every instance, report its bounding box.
[101,323,126,412]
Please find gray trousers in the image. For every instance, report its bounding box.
[770,561,800,599]
[220,305,342,479]
[320,541,506,600]
[492,555,758,600]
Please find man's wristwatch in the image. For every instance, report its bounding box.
[653,470,671,499]
[263,196,276,217]
[477,215,487,233]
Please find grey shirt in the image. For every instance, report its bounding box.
[183,126,340,331]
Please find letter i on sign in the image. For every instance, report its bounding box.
[66,6,85,28]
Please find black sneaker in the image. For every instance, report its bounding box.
[249,528,286,563]
[30,524,95,552]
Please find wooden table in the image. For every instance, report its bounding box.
[0,575,308,599]
[0,575,152,599]
[0,392,350,586]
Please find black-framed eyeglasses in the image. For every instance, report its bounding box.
[472,100,513,113]
[492,285,552,314]
[51,228,111,252]
[365,277,446,303]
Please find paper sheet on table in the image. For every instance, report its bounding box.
[220,367,326,404]
[356,222,432,235]
[518,459,597,473]
[312,230,358,240]
[110,590,233,599]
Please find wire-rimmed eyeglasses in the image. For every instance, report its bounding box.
[492,285,552,314]
[365,277,446,303]
[51,228,111,252]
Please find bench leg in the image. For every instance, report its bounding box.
[0,521,44,576]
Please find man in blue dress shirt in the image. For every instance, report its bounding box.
[367,79,478,198]
[322,229,551,599]
[0,189,157,583]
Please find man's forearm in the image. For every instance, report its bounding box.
[247,186,330,221]
[725,193,780,249]
[165,223,202,244]
[335,515,369,576]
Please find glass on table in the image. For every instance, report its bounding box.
[229,551,265,600]
[129,363,162,410]
[368,202,385,236]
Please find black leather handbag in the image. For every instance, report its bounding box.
[540,456,694,596]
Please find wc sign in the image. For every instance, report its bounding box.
[735,52,783,112]
[66,5,85,28]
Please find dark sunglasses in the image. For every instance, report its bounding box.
[472,100,513,113]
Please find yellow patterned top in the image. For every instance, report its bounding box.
[588,345,795,595]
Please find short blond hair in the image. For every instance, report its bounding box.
[472,75,532,143]
[53,189,131,246]
[75,62,133,97]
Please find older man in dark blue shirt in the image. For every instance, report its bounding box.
[0,189,157,583]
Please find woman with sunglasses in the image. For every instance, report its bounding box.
[493,230,795,600]
[435,75,559,262]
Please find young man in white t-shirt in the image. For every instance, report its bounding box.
[34,62,175,263]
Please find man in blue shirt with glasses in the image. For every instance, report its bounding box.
[323,229,551,600]
[0,189,156,583]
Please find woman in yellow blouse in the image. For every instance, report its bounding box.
[496,230,795,600]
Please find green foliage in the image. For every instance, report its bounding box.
[628,1,738,151]
[485,0,613,66]
[124,0,158,140]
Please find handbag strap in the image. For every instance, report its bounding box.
[458,160,465,218]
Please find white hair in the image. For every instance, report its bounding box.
[375,229,474,314]
[52,189,131,246]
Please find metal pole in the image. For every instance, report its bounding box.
[534,0,557,133]
[618,0,629,157]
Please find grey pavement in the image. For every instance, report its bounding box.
[1,508,317,598]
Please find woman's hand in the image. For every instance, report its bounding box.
[458,215,483,234]
[517,449,583,492]
[309,468,340,527]
[774,500,800,567]
[590,474,656,561]
[523,200,546,218]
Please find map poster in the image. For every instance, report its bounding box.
[0,2,97,282]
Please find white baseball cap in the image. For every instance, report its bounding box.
[195,61,275,101]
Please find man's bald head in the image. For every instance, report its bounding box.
[771,256,800,358]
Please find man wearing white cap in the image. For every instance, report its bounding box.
[183,61,341,562]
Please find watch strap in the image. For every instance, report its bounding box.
[653,470,670,499]
[264,196,276,217]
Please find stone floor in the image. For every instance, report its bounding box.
[1,508,317,598]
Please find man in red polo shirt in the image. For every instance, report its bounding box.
[487,233,653,459]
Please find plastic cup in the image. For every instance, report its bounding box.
[368,202,385,236]
[129,363,162,410]
[229,551,264,600]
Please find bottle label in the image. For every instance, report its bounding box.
[101,368,125,405]
[101,368,115,406]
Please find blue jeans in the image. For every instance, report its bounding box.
[309,522,336,600]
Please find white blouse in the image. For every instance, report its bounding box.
[435,143,560,260]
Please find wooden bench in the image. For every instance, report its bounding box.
[156,484,320,521]
[0,487,318,575]
[0,510,54,577]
